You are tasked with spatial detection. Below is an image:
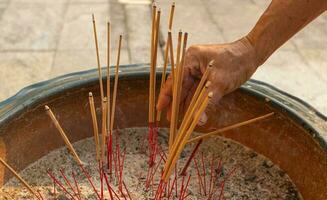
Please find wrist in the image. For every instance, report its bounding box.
[241,35,264,68]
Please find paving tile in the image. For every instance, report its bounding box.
[108,2,129,50]
[57,2,128,51]
[253,49,326,112]
[0,3,66,50]
[124,4,163,65]
[298,48,327,83]
[11,0,67,3]
[0,3,7,20]
[205,0,264,42]
[311,93,327,115]
[57,3,109,51]
[159,0,225,45]
[249,0,270,8]
[50,48,130,77]
[0,52,54,102]
[291,17,327,50]
[71,0,108,3]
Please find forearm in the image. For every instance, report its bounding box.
[246,0,327,66]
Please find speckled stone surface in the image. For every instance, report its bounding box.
[0,0,326,117]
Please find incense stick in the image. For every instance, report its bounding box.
[45,105,83,165]
[156,2,176,123]
[0,157,41,199]
[156,30,173,123]
[106,22,111,132]
[168,2,175,30]
[149,4,157,124]
[177,82,210,136]
[88,92,100,162]
[163,93,213,181]
[110,35,122,133]
[152,9,161,121]
[164,85,209,176]
[92,14,104,102]
[101,98,107,162]
[169,31,183,151]
[187,112,275,143]
[173,32,188,131]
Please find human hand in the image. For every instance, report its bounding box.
[157,37,259,125]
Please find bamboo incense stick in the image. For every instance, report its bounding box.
[163,92,213,181]
[168,2,175,30]
[187,112,275,143]
[106,22,111,131]
[168,32,175,82]
[110,35,122,133]
[156,30,175,123]
[177,66,212,138]
[174,32,188,125]
[149,4,157,124]
[45,105,83,166]
[88,92,100,161]
[92,14,104,103]
[151,9,161,123]
[156,2,176,122]
[0,157,41,199]
[101,98,108,162]
[165,83,209,174]
[169,31,183,151]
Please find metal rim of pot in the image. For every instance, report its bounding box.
[0,64,326,151]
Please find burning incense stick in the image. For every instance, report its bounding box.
[88,92,100,161]
[0,157,41,200]
[187,112,275,143]
[45,105,83,166]
[92,14,104,102]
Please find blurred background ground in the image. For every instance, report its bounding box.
[0,0,326,115]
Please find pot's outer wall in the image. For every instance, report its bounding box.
[0,64,326,200]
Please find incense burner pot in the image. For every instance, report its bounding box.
[0,64,326,199]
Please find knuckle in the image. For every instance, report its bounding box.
[187,45,201,54]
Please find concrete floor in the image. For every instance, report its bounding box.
[0,0,326,116]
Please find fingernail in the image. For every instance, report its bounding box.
[198,112,208,126]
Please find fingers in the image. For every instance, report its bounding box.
[182,81,199,114]
[157,74,173,111]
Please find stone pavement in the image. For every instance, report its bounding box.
[0,0,326,115]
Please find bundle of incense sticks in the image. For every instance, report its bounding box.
[148,3,176,167]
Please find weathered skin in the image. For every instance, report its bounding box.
[157,0,327,123]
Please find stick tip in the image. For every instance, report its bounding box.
[92,14,95,21]
[208,60,215,67]
[208,92,213,98]
[44,105,50,111]
[172,2,175,7]
[88,92,93,97]
[205,81,211,87]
